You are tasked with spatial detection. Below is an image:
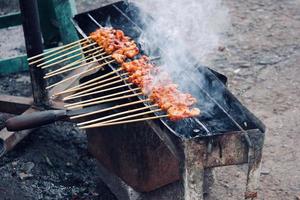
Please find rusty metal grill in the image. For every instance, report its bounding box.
[71,1,265,139]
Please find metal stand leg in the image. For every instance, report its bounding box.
[19,0,49,107]
[245,132,265,199]
[182,140,205,200]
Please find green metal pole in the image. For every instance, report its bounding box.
[52,0,79,44]
[37,0,60,48]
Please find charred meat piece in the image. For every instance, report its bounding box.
[90,28,140,63]
[91,28,200,120]
[121,56,201,120]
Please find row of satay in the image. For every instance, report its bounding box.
[90,27,200,121]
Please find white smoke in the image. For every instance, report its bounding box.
[130,0,229,65]
[127,0,230,94]
[128,0,230,114]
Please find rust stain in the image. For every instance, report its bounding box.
[245,191,258,199]
[225,157,235,164]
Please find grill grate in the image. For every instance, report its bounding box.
[72,1,265,139]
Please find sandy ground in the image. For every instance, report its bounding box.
[0,0,299,199]
[207,0,300,199]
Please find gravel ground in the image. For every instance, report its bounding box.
[0,0,300,199]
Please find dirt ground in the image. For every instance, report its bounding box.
[0,0,300,199]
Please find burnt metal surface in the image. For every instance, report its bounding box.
[73,1,265,139]
[178,129,264,200]
[245,129,265,199]
[70,2,266,199]
[87,120,180,192]
[79,58,265,195]
[181,139,206,200]
[87,112,263,193]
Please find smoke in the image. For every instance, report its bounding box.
[128,0,230,111]
[130,0,229,67]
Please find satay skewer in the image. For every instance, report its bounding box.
[44,53,95,78]
[32,41,96,66]
[43,54,111,70]
[39,45,104,69]
[52,68,123,97]
[44,49,104,78]
[44,50,106,78]
[79,115,168,129]
[63,83,134,101]
[45,45,103,73]
[66,92,144,110]
[77,104,159,126]
[63,77,129,100]
[53,55,158,97]
[28,37,92,62]
[93,109,162,125]
[29,40,89,65]
[70,99,151,120]
[46,60,114,90]
[62,74,130,101]
[64,88,140,108]
[37,42,97,68]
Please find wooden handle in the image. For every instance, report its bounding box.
[5,110,67,131]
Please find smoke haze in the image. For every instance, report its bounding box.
[128,0,230,111]
[130,0,229,66]
[128,0,230,93]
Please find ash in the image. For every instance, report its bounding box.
[0,112,116,200]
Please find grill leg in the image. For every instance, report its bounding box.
[19,0,49,107]
[245,132,265,199]
[182,140,205,200]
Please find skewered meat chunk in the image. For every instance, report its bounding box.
[149,84,199,120]
[122,56,201,121]
[112,52,127,64]
[90,28,139,63]
[122,56,150,73]
[91,28,200,120]
[168,107,201,121]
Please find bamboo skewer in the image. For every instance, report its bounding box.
[44,54,93,78]
[30,40,94,65]
[58,54,157,93]
[28,37,91,62]
[63,77,129,100]
[65,87,140,108]
[67,92,144,110]
[63,83,134,101]
[63,73,128,101]
[71,73,128,93]
[49,54,156,92]
[43,54,111,71]
[96,109,162,125]
[44,50,106,78]
[62,75,130,101]
[45,47,103,77]
[79,115,168,129]
[77,104,158,126]
[44,52,105,79]
[70,99,151,120]
[39,44,103,69]
[37,42,97,67]
[52,68,123,97]
[46,60,114,90]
